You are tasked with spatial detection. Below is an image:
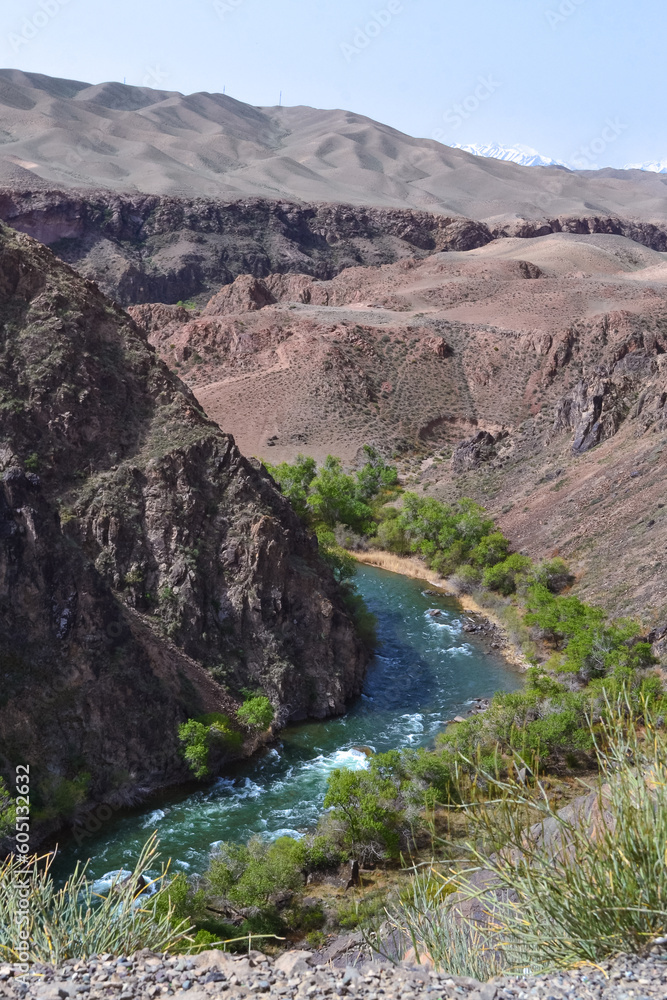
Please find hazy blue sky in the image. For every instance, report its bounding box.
[1,0,663,168]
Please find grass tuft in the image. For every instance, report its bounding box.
[0,834,192,964]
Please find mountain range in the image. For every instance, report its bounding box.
[448,142,567,169]
[450,142,667,175]
[2,69,667,222]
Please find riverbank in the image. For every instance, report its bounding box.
[352,550,532,671]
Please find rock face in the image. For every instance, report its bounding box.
[0,190,493,306]
[553,346,667,453]
[451,431,500,472]
[0,223,367,834]
[5,189,667,309]
[124,234,667,472]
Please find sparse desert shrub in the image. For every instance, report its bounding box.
[532,557,574,594]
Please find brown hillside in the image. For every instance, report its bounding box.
[133,232,667,626]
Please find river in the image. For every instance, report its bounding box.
[51,564,522,882]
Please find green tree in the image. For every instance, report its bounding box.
[265,454,317,520]
[324,753,405,860]
[308,456,374,532]
[472,531,510,568]
[483,553,532,595]
[354,445,399,502]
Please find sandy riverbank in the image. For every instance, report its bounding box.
[352,549,531,671]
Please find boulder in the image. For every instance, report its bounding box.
[273,951,314,976]
[451,431,497,472]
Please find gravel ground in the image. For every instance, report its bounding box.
[2,946,667,1000]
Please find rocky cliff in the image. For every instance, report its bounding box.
[3,188,667,308]
[0,222,366,836]
[0,190,491,306]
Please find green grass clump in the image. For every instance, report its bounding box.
[0,835,191,965]
[452,700,667,969]
[380,701,667,973]
[383,872,503,979]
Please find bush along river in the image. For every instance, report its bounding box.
[51,564,522,883]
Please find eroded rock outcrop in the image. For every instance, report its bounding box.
[0,190,494,305]
[0,223,367,834]
[451,431,503,472]
[553,335,667,453]
[553,374,631,453]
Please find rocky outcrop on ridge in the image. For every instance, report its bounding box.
[4,189,667,308]
[0,222,366,835]
[0,190,493,305]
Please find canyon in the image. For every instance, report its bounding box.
[2,69,667,840]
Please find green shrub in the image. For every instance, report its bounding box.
[324,752,410,861]
[205,836,305,906]
[0,779,15,839]
[429,540,470,576]
[308,456,375,533]
[472,531,510,568]
[354,445,399,501]
[450,564,482,594]
[532,557,573,594]
[36,773,90,821]
[178,714,241,779]
[237,696,274,732]
[525,585,656,680]
[178,721,209,779]
[300,834,347,871]
[483,553,532,595]
[316,528,357,582]
[374,513,410,555]
[265,454,317,520]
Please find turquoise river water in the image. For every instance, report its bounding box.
[52,564,522,882]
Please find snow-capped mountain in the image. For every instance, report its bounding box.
[450,142,567,168]
[623,161,667,174]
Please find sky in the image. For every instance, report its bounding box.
[0,0,664,169]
